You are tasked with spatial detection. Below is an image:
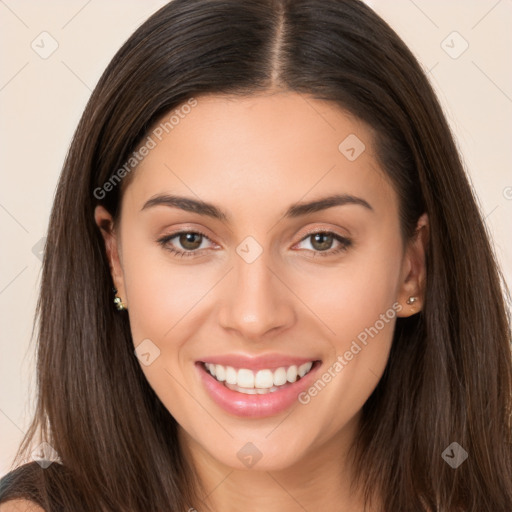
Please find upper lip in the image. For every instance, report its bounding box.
[198,353,321,371]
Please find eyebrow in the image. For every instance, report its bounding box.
[141,193,374,222]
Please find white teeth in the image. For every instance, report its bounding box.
[204,361,315,390]
[225,382,280,394]
[273,367,287,386]
[254,369,274,388]
[215,364,225,382]
[237,369,254,388]
[286,365,298,383]
[225,366,237,385]
[298,362,313,377]
[234,385,257,394]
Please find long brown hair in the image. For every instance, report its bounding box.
[2,0,511,510]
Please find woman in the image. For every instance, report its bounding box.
[1,0,511,510]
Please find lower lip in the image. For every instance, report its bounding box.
[196,361,321,418]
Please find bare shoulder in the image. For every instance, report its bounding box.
[0,499,45,512]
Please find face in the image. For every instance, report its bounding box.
[95,91,427,474]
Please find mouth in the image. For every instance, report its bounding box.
[202,360,318,395]
[195,358,322,418]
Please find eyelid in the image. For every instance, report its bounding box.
[296,224,351,240]
[157,228,216,249]
[292,228,352,256]
[156,224,216,242]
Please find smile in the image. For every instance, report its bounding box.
[196,358,322,418]
[203,361,314,394]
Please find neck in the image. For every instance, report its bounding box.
[178,411,381,512]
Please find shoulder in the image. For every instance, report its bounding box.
[0,460,87,511]
[0,499,45,511]
[0,461,56,510]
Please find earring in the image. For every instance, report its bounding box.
[406,296,418,305]
[112,287,127,311]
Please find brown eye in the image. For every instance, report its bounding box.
[178,232,203,251]
[295,231,352,257]
[310,232,335,251]
[157,230,213,258]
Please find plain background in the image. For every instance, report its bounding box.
[1,0,511,477]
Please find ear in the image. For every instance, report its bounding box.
[396,212,429,317]
[94,205,127,306]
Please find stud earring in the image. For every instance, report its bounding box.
[112,287,127,311]
[406,296,418,305]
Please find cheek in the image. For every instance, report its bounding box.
[294,236,402,405]
[119,236,204,422]
[293,238,403,342]
[120,232,213,346]
[118,232,221,423]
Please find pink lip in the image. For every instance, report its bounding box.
[198,353,318,371]
[195,360,321,418]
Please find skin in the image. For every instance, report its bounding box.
[0,500,45,512]
[95,91,428,512]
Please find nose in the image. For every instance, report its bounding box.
[217,250,296,341]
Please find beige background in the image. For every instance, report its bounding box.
[1,0,511,477]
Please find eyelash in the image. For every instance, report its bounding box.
[157,229,352,259]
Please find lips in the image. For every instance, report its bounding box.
[195,356,322,418]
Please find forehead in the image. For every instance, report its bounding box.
[123,92,396,219]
